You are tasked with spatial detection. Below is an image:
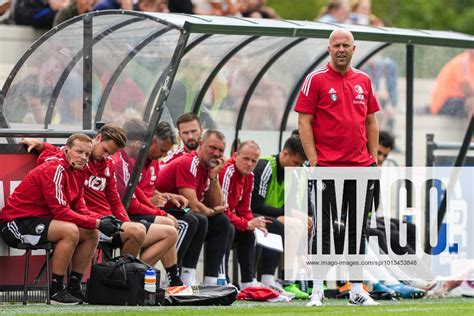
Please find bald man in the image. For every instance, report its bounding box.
[295,29,380,306]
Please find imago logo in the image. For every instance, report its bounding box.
[284,167,474,282]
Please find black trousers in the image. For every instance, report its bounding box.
[180,212,207,269]
[224,227,256,283]
[311,174,376,283]
[315,179,375,256]
[171,212,204,267]
[201,213,233,277]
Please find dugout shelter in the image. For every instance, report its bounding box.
[0,10,473,300]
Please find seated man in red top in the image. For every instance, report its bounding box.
[219,140,268,289]
[21,125,182,288]
[156,129,233,285]
[161,112,202,165]
[0,134,122,305]
[113,120,190,286]
[128,120,205,286]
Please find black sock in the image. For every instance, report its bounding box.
[166,264,183,287]
[50,274,64,295]
[67,271,83,290]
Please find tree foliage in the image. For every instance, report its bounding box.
[267,0,474,35]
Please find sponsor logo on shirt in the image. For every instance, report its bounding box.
[86,175,106,191]
[354,85,364,94]
[353,85,366,105]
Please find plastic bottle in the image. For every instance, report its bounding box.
[144,268,156,306]
[217,273,226,286]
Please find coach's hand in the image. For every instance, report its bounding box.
[20,138,43,152]
[99,216,124,237]
[166,193,189,208]
[209,157,226,179]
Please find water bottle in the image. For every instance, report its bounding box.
[217,273,226,286]
[144,268,156,306]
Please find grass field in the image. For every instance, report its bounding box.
[1,298,473,316]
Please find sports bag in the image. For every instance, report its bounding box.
[87,255,163,305]
[165,285,237,306]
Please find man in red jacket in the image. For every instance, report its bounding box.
[126,120,204,285]
[0,134,122,305]
[219,140,267,289]
[156,129,232,285]
[112,120,187,286]
[21,125,182,289]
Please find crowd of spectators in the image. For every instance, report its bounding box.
[0,0,279,28]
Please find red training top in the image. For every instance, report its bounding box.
[155,151,210,208]
[111,149,167,216]
[0,149,99,229]
[136,158,160,198]
[219,158,254,232]
[294,63,380,166]
[41,143,130,222]
[161,147,190,165]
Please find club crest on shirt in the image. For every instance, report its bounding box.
[354,85,364,94]
[328,88,337,101]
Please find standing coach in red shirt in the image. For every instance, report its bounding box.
[295,29,380,307]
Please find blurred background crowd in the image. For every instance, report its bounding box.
[0,0,281,28]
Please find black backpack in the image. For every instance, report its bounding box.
[87,255,164,306]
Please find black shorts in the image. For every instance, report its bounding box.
[130,215,155,231]
[0,218,52,248]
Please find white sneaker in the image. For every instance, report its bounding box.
[268,282,296,299]
[348,290,380,306]
[306,290,324,307]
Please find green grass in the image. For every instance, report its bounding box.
[1,298,473,315]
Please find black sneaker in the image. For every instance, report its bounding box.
[169,275,184,287]
[66,285,87,303]
[50,288,83,305]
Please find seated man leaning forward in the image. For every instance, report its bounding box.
[156,129,233,285]
[122,120,203,286]
[0,133,122,305]
[21,125,182,287]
